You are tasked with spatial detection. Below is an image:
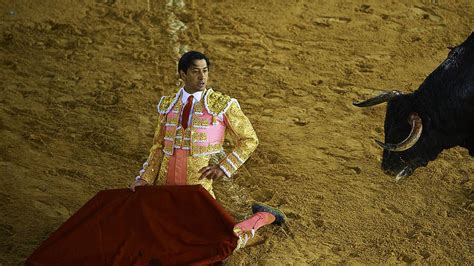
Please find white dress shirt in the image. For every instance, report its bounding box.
[179,88,203,129]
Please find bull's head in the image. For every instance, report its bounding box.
[353,32,474,180]
[353,91,426,180]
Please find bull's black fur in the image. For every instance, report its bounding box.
[382,32,474,176]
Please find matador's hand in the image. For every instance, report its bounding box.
[129,178,149,192]
[198,165,225,180]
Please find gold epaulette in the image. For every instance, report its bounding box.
[204,88,236,116]
[157,93,180,114]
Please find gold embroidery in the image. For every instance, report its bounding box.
[186,156,215,198]
[144,89,256,196]
[166,114,179,125]
[140,114,166,183]
[157,95,176,114]
[164,130,176,140]
[220,161,233,177]
[193,101,204,113]
[192,117,210,127]
[182,138,191,148]
[141,157,160,184]
[205,89,232,116]
[174,137,183,147]
[183,129,191,139]
[209,151,226,165]
[173,100,182,110]
[227,155,241,170]
[191,143,223,156]
[218,101,259,176]
[191,131,207,142]
[163,141,174,154]
[156,154,170,185]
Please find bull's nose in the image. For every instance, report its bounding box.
[382,160,408,176]
[395,166,413,181]
[383,168,398,176]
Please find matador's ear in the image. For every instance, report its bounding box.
[179,70,186,79]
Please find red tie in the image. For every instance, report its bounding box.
[181,95,194,129]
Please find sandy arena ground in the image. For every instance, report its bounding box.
[0,0,473,264]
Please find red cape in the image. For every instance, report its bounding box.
[26,185,238,265]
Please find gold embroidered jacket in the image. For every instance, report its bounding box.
[139,88,259,195]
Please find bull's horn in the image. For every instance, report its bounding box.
[375,113,423,151]
[353,90,402,107]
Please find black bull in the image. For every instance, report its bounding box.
[353,32,474,179]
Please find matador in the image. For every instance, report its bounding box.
[130,51,285,249]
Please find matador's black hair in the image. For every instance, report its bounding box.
[178,51,211,74]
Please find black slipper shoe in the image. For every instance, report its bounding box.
[251,203,286,226]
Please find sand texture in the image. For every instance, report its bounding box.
[0,0,473,264]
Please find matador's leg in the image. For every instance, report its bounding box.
[233,203,286,249]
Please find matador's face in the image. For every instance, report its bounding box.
[180,59,208,93]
